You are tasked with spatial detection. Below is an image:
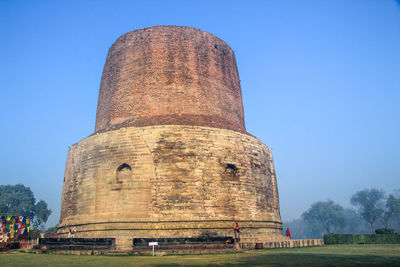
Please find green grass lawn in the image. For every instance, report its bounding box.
[1,244,400,266]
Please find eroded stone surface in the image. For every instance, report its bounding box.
[58,125,282,247]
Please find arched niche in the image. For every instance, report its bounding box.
[116,163,132,184]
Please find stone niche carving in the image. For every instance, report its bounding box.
[113,163,132,190]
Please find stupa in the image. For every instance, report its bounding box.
[58,26,283,248]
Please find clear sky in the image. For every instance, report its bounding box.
[1,0,399,228]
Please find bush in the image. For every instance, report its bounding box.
[30,228,41,239]
[375,228,395,234]
[324,233,400,244]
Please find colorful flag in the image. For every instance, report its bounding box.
[0,216,30,240]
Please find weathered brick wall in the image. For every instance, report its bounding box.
[95,26,246,134]
[58,125,282,247]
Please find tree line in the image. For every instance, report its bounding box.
[283,188,400,239]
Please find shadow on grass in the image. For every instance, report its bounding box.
[148,253,400,267]
[224,253,400,267]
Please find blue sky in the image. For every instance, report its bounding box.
[1,0,399,227]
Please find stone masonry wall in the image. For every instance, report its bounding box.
[58,125,282,247]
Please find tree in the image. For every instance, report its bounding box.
[301,200,346,235]
[0,184,36,218]
[342,208,369,234]
[34,200,52,229]
[382,194,400,229]
[283,218,323,239]
[0,184,52,228]
[45,226,58,237]
[350,188,385,233]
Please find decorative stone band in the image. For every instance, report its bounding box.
[93,114,249,135]
[58,220,282,232]
[57,220,283,247]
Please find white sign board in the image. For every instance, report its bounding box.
[149,242,158,246]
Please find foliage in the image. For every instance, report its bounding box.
[301,200,346,234]
[30,227,41,239]
[284,188,400,237]
[382,195,400,228]
[282,218,322,239]
[375,228,395,234]
[33,200,51,228]
[0,184,51,228]
[341,208,369,234]
[45,226,58,237]
[0,184,36,218]
[324,233,400,244]
[285,208,371,239]
[351,189,385,233]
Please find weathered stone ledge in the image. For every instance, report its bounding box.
[241,239,324,249]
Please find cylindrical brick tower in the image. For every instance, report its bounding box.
[95,26,245,134]
[58,26,284,248]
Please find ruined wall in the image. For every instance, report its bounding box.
[95,26,246,134]
[58,125,281,246]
